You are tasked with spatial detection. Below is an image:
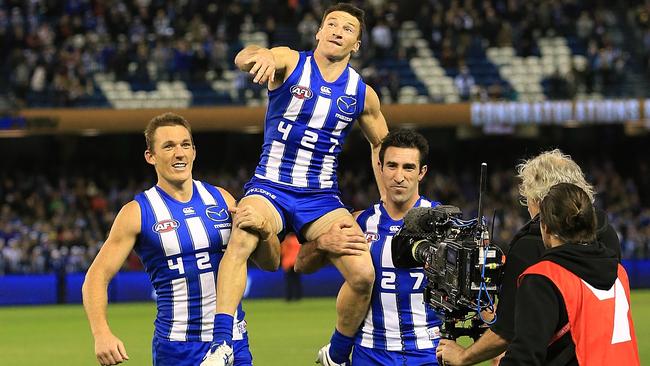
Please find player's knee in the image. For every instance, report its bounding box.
[227,227,259,257]
[347,265,374,295]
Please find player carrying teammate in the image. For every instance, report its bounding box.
[82,113,280,366]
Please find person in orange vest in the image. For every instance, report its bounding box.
[499,183,640,365]
[281,232,302,301]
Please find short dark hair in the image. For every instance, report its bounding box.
[379,129,429,168]
[144,112,193,150]
[540,183,597,244]
[322,3,365,40]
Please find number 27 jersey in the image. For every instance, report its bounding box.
[133,181,245,342]
[254,51,367,192]
[356,197,443,351]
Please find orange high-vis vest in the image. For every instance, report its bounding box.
[520,261,640,366]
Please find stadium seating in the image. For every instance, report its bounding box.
[2,1,647,108]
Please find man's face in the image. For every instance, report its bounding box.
[145,125,195,185]
[381,146,427,205]
[315,11,361,59]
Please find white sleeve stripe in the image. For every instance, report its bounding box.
[291,148,313,187]
[345,68,360,96]
[283,56,312,121]
[332,121,348,136]
[233,309,245,340]
[366,205,381,235]
[318,155,336,189]
[381,236,395,268]
[144,187,182,257]
[264,141,285,182]
[169,278,189,341]
[380,292,403,351]
[219,229,231,247]
[299,56,312,85]
[359,306,374,348]
[194,181,217,206]
[186,216,210,250]
[410,293,435,349]
[199,272,217,342]
[307,96,331,129]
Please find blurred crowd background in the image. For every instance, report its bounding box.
[1,0,649,276]
[2,0,650,108]
[1,127,649,275]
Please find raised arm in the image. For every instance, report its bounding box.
[219,187,281,271]
[358,85,389,201]
[82,200,140,366]
[234,45,300,88]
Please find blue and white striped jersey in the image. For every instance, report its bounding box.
[133,180,245,342]
[254,51,367,192]
[355,197,443,351]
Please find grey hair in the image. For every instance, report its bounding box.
[517,149,595,206]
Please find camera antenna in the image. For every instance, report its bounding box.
[476,162,487,228]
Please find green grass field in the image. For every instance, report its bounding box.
[1,291,648,365]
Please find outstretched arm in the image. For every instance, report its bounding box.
[82,201,140,366]
[234,45,300,88]
[295,213,368,274]
[358,86,389,201]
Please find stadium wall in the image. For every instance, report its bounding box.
[10,99,650,134]
[0,266,345,306]
[0,261,648,306]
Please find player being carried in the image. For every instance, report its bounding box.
[204,3,388,366]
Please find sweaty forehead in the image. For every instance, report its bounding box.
[324,11,360,27]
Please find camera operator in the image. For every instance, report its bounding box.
[296,129,444,365]
[436,149,621,365]
[500,182,639,365]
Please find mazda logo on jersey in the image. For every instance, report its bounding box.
[206,205,230,222]
[365,232,380,242]
[290,85,313,100]
[153,219,180,233]
[336,95,357,115]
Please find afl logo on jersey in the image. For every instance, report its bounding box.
[153,219,180,233]
[206,205,230,222]
[290,85,313,100]
[336,95,357,115]
[365,232,380,243]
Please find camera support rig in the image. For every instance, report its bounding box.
[392,163,504,341]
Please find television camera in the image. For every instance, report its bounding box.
[392,163,504,340]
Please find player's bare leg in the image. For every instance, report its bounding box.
[211,196,282,352]
[328,251,374,334]
[305,209,374,364]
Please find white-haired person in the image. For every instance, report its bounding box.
[500,182,639,364]
[437,149,621,365]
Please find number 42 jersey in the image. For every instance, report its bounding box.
[133,181,245,342]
